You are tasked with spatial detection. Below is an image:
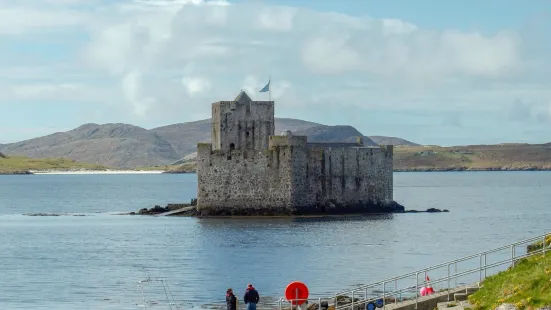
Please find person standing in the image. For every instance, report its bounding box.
[243,284,260,310]
[226,288,237,310]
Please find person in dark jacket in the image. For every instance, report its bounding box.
[243,284,260,310]
[226,288,237,310]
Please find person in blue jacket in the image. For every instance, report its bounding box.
[243,284,260,310]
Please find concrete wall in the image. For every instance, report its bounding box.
[211,100,274,153]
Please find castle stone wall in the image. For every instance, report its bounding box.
[211,100,274,153]
[196,143,294,212]
[291,145,393,210]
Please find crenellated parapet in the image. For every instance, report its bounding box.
[269,134,308,149]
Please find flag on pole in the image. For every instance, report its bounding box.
[259,77,271,101]
[259,80,270,93]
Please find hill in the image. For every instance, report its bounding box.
[1,118,417,168]
[290,125,377,146]
[369,136,419,146]
[394,144,551,171]
[0,123,180,168]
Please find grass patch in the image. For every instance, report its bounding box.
[134,165,171,171]
[527,235,551,254]
[468,252,551,309]
[165,162,197,173]
[0,156,108,173]
[136,162,196,173]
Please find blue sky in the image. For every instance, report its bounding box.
[1,0,550,146]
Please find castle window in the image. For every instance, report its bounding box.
[246,131,250,137]
[229,143,235,150]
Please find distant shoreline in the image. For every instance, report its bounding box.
[0,170,166,175]
[2,167,551,175]
[394,167,551,172]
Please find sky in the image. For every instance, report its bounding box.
[1,0,551,146]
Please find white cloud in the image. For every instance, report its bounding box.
[0,2,89,35]
[0,0,550,138]
[182,77,211,96]
[1,82,83,101]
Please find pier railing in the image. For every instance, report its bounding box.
[276,231,550,310]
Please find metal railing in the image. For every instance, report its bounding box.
[136,276,182,309]
[276,232,550,310]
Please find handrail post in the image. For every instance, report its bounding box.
[544,235,547,255]
[484,253,487,279]
[365,288,368,305]
[447,263,451,301]
[335,296,337,310]
[415,272,419,310]
[479,254,483,282]
[394,279,397,304]
[352,291,355,310]
[318,298,321,310]
[511,245,515,268]
[454,262,457,288]
[279,298,282,310]
[382,281,386,309]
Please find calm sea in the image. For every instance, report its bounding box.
[0,172,550,309]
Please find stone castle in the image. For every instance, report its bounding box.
[196,91,401,216]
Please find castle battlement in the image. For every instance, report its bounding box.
[196,90,395,215]
[269,134,308,149]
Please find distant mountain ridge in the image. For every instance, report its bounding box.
[0,118,418,168]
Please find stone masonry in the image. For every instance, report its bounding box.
[196,91,399,215]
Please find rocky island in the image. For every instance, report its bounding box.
[138,90,415,217]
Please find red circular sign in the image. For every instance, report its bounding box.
[285,281,309,305]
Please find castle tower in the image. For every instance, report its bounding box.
[211,90,275,153]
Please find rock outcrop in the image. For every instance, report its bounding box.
[135,199,198,215]
[137,200,408,217]
[405,208,450,213]
[0,170,33,175]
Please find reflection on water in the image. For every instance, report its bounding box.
[0,172,550,309]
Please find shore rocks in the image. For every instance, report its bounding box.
[136,200,414,217]
[136,203,453,217]
[192,200,407,217]
[0,170,33,175]
[23,213,87,216]
[405,208,449,213]
[24,213,61,216]
[136,199,198,215]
